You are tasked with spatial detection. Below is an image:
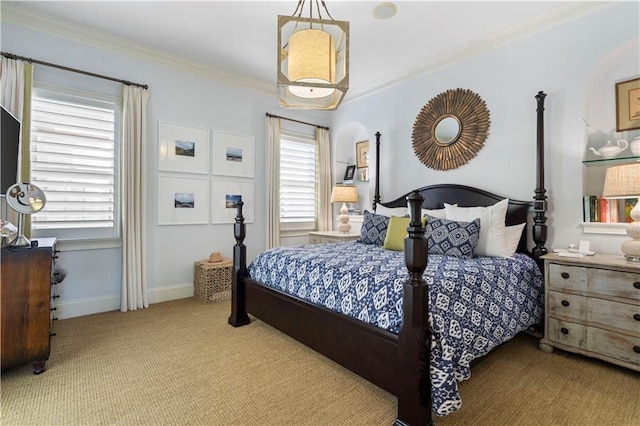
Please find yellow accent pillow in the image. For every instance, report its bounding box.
[383,216,411,251]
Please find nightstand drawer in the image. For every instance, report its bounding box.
[309,235,322,244]
[587,298,640,334]
[547,317,586,349]
[548,263,587,292]
[548,291,585,320]
[587,269,640,301]
[587,327,640,366]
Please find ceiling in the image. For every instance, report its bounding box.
[3,1,612,103]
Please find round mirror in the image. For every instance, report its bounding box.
[6,183,46,214]
[412,88,490,171]
[433,115,461,145]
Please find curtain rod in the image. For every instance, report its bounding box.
[1,51,148,90]
[265,112,329,130]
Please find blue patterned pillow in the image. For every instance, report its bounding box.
[358,210,390,246]
[425,215,480,258]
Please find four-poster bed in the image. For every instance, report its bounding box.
[229,92,549,425]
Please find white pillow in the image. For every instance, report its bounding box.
[444,198,509,257]
[375,205,408,217]
[504,223,526,257]
[422,208,446,219]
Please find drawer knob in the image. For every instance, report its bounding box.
[561,300,570,307]
[561,272,570,279]
[634,314,640,321]
[634,281,640,290]
[560,327,569,334]
[634,346,640,354]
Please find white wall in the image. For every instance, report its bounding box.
[330,1,639,256]
[1,20,328,318]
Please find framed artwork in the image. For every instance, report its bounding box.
[158,121,210,174]
[212,130,255,178]
[343,165,356,181]
[157,175,209,225]
[355,140,369,168]
[211,177,254,224]
[616,77,640,131]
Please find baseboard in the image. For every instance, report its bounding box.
[54,282,194,319]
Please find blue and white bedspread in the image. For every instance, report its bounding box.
[248,241,544,416]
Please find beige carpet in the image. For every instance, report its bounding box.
[1,298,638,426]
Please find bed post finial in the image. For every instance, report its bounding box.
[373,132,381,211]
[532,91,548,266]
[228,199,250,327]
[396,191,432,426]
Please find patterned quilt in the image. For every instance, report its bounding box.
[248,241,544,416]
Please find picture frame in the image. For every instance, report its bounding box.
[343,165,356,181]
[615,77,640,132]
[211,177,254,224]
[212,130,255,178]
[158,121,210,174]
[157,175,209,225]
[355,140,369,168]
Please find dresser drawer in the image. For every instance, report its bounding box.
[547,317,586,349]
[547,291,585,321]
[587,268,640,301]
[587,327,640,366]
[548,264,587,292]
[587,298,640,334]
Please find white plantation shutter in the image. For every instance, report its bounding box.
[280,132,317,228]
[29,91,119,238]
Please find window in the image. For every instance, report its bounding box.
[279,131,317,231]
[29,88,120,240]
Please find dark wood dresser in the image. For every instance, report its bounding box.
[1,237,58,374]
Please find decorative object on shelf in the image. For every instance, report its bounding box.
[630,136,640,156]
[330,185,358,233]
[355,140,369,168]
[615,77,640,132]
[588,139,628,159]
[343,165,356,181]
[277,0,349,110]
[602,162,640,261]
[412,88,490,171]
[4,183,46,247]
[158,121,210,174]
[360,167,369,182]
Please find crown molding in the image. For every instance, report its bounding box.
[1,3,275,95]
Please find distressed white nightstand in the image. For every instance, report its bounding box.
[539,253,640,372]
[308,230,360,244]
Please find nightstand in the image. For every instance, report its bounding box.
[308,230,360,244]
[539,253,640,372]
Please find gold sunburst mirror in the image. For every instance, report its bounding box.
[412,88,490,171]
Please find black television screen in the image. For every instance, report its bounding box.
[1,105,21,194]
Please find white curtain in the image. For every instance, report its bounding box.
[1,57,25,117]
[316,127,332,231]
[266,116,281,248]
[121,85,150,312]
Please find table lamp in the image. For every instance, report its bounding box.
[603,162,640,261]
[330,185,358,233]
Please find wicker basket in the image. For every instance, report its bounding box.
[193,259,233,303]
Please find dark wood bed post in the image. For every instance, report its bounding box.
[228,200,250,327]
[395,191,432,426]
[532,91,548,266]
[373,131,381,211]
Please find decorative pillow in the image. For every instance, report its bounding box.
[422,208,446,219]
[425,215,480,258]
[375,204,408,217]
[504,223,526,257]
[383,216,411,251]
[444,198,509,257]
[359,210,390,246]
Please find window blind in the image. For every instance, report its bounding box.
[280,134,317,224]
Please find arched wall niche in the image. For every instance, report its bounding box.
[333,122,371,218]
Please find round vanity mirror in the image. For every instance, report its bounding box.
[433,115,461,146]
[412,88,490,171]
[5,183,46,247]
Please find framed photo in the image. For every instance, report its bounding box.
[158,121,210,174]
[343,165,356,181]
[615,77,640,131]
[355,140,369,168]
[211,177,254,224]
[157,175,209,225]
[212,130,255,178]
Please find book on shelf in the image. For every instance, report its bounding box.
[583,195,625,223]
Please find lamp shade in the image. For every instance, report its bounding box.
[602,163,640,199]
[288,29,336,99]
[330,185,358,203]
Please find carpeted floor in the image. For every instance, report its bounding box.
[1,298,638,425]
